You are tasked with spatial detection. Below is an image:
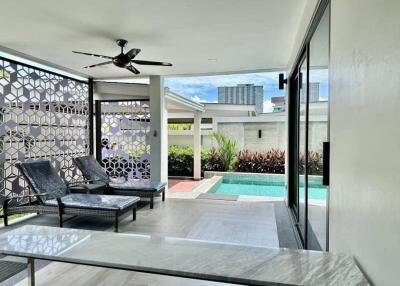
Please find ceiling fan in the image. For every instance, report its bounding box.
[72,39,172,74]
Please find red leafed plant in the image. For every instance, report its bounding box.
[235,149,285,174]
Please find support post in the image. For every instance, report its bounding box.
[27,258,35,286]
[88,78,94,155]
[95,100,102,163]
[193,111,202,180]
[149,76,168,183]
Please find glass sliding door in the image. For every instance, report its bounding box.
[307,4,330,251]
[288,1,330,250]
[298,55,308,242]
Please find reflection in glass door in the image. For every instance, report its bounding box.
[307,4,330,251]
[288,1,330,250]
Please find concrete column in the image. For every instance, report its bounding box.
[149,76,168,183]
[193,111,201,180]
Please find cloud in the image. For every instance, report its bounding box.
[189,96,218,103]
[165,71,286,103]
[263,100,274,113]
[190,95,203,103]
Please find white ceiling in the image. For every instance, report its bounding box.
[0,0,306,79]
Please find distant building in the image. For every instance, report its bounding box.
[272,82,320,112]
[271,96,286,112]
[218,84,263,113]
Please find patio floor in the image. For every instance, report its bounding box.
[0,181,298,286]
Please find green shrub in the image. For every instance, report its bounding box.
[168,145,210,176]
[168,145,193,176]
[168,123,193,130]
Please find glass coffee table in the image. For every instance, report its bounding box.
[0,225,368,286]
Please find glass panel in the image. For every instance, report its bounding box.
[307,4,330,250]
[298,57,308,241]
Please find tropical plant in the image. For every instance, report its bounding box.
[299,151,323,175]
[210,132,237,171]
[203,147,223,171]
[235,149,285,174]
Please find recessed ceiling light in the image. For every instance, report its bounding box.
[208,58,217,62]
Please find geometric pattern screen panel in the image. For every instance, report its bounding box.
[98,100,150,181]
[0,57,89,207]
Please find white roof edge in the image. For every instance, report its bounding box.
[165,89,205,112]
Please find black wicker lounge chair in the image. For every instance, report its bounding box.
[3,160,140,232]
[73,155,166,209]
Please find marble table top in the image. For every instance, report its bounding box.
[0,225,368,286]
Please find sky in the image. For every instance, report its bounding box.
[165,71,328,113]
[165,72,284,113]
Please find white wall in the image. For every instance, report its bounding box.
[329,1,400,285]
[169,120,326,154]
[287,0,319,70]
[149,76,168,183]
[93,82,149,100]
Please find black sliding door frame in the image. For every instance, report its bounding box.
[287,0,330,250]
[288,48,310,247]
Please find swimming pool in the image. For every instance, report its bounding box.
[207,173,326,200]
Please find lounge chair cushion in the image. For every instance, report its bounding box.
[109,181,166,192]
[45,194,139,211]
[73,156,110,184]
[17,160,68,203]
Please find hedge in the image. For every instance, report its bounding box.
[168,146,323,176]
[168,145,212,176]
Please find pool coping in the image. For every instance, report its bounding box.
[168,173,326,204]
[202,173,285,202]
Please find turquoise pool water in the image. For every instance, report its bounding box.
[210,180,326,200]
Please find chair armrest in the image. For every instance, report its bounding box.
[3,193,58,208]
[4,193,57,201]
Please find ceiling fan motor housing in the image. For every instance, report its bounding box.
[113,53,131,68]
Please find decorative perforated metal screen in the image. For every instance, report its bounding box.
[0,57,89,207]
[97,100,150,181]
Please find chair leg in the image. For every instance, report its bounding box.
[114,213,119,232]
[162,190,165,201]
[57,198,63,228]
[150,196,154,209]
[3,200,9,227]
[3,213,8,227]
[132,207,136,221]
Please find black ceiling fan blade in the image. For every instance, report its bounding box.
[126,48,141,59]
[72,51,113,59]
[126,65,140,74]
[83,61,113,69]
[132,60,172,66]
